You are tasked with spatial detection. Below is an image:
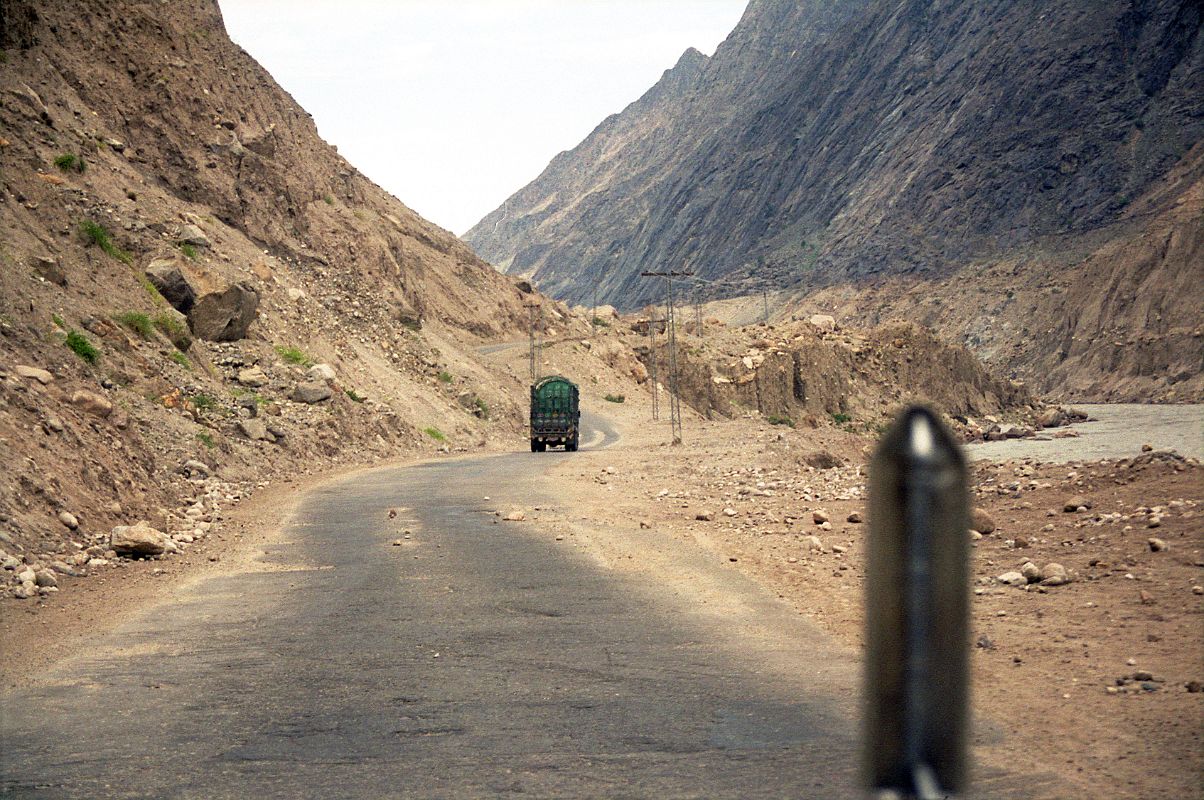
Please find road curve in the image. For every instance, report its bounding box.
[0,436,1049,797]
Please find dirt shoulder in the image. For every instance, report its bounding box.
[548,414,1204,800]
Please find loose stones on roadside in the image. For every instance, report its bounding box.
[812,509,829,525]
[502,509,526,522]
[1064,496,1091,513]
[997,570,1026,586]
[306,363,336,383]
[846,511,863,523]
[696,511,714,521]
[1148,537,1168,552]
[237,418,274,442]
[1040,563,1071,586]
[58,510,79,530]
[970,507,996,534]
[109,522,169,556]
[1020,561,1042,583]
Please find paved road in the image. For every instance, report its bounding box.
[1,416,1046,798]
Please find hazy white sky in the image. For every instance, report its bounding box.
[218,1,747,235]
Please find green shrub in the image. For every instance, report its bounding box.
[422,426,446,442]
[179,242,198,260]
[604,393,625,403]
[169,351,191,369]
[323,194,334,205]
[437,370,453,384]
[591,316,611,327]
[196,431,215,449]
[275,345,313,367]
[79,220,131,264]
[115,311,154,338]
[51,313,66,329]
[54,153,85,173]
[189,393,216,411]
[65,330,99,363]
[473,397,490,418]
[767,414,794,427]
[346,388,366,403]
[831,412,852,425]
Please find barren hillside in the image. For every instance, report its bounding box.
[0,0,558,598]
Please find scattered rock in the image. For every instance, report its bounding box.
[1063,496,1091,512]
[110,522,168,556]
[1036,408,1065,428]
[71,390,113,418]
[31,255,68,286]
[1020,561,1043,583]
[291,381,332,404]
[1141,443,1153,452]
[1139,589,1156,605]
[57,511,79,530]
[306,363,336,382]
[34,569,58,588]
[144,258,197,312]
[808,314,836,332]
[188,282,259,341]
[723,507,738,517]
[812,509,829,525]
[502,509,526,522]
[970,507,996,534]
[1148,537,1168,552]
[15,365,54,385]
[696,511,714,521]
[237,366,269,387]
[182,459,210,477]
[1146,515,1162,529]
[846,511,863,523]
[237,418,273,442]
[639,520,653,529]
[175,223,210,248]
[1040,563,1071,586]
[806,535,824,552]
[997,570,1026,586]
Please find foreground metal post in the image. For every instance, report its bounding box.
[865,406,969,799]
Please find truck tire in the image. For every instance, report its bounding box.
[530,440,545,452]
[566,435,579,452]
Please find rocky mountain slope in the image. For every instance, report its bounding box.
[0,0,555,599]
[466,0,1203,400]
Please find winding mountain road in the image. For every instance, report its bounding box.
[1,415,1045,798]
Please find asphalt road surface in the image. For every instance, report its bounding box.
[1,416,1046,798]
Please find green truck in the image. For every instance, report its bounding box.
[529,375,580,452]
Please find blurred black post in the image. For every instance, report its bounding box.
[865,406,969,799]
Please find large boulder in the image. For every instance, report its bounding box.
[145,257,197,312]
[110,522,168,556]
[291,381,332,404]
[188,282,259,341]
[176,223,211,248]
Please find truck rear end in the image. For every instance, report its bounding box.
[530,376,580,452]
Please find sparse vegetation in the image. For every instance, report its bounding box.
[79,220,131,264]
[767,414,795,427]
[196,431,215,449]
[473,397,490,418]
[346,388,366,403]
[275,345,313,367]
[116,311,154,339]
[437,370,453,384]
[422,426,446,442]
[51,313,66,329]
[323,194,334,205]
[179,242,198,260]
[831,412,852,425]
[168,351,191,369]
[189,393,216,411]
[591,316,611,327]
[604,393,625,403]
[153,311,187,341]
[65,330,99,363]
[54,153,85,173]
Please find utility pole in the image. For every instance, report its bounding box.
[647,306,659,421]
[640,270,692,444]
[525,301,542,383]
[591,277,599,338]
[693,280,703,337]
[762,286,770,326]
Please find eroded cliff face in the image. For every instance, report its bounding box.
[466,0,1203,400]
